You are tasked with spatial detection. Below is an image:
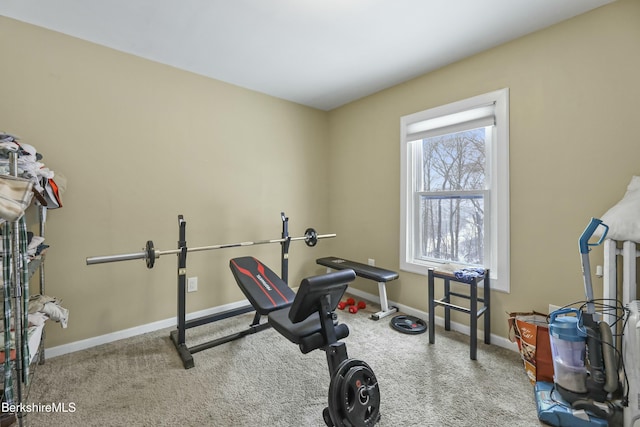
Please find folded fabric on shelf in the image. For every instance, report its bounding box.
[28,312,47,327]
[26,235,45,256]
[0,175,34,222]
[0,132,64,208]
[28,294,69,329]
[453,267,486,283]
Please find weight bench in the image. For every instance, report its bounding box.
[229,256,381,427]
[316,256,399,320]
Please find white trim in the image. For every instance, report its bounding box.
[492,88,510,293]
[44,299,252,359]
[400,88,510,293]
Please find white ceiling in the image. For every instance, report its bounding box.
[1,0,615,110]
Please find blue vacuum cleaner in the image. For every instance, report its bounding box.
[536,381,608,427]
[535,218,620,426]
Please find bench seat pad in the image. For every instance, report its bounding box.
[268,308,322,344]
[316,256,399,282]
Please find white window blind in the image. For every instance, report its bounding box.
[405,103,496,141]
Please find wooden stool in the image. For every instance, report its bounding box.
[428,267,490,360]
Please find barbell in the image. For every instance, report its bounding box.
[86,227,335,269]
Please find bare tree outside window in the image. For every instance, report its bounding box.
[417,128,486,265]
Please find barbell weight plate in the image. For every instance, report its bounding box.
[390,315,427,335]
[305,228,318,247]
[322,407,334,427]
[328,359,381,427]
[145,240,155,269]
[340,366,380,426]
[329,359,357,427]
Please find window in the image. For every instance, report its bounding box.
[400,88,510,292]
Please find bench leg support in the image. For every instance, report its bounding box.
[371,282,398,320]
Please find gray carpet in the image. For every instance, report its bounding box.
[26,300,542,426]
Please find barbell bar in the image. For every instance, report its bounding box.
[86,227,335,269]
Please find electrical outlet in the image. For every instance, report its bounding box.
[187,277,198,292]
[368,259,375,266]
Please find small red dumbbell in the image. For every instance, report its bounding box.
[348,301,367,314]
[338,298,356,310]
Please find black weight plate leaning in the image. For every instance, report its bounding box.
[328,359,358,427]
[390,315,427,335]
[323,407,334,427]
[328,359,381,427]
[340,366,380,427]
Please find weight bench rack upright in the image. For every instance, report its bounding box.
[316,257,399,320]
[170,213,295,369]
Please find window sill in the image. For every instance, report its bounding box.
[400,259,509,293]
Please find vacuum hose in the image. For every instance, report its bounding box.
[571,321,618,420]
[599,321,618,393]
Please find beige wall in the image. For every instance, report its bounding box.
[328,0,640,338]
[0,17,332,347]
[0,0,638,349]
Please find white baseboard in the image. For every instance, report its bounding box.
[44,299,252,359]
[46,289,518,359]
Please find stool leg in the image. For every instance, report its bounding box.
[444,279,451,331]
[470,278,478,360]
[428,269,435,344]
[484,272,491,344]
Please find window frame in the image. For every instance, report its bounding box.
[400,88,510,292]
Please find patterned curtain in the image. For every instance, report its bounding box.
[2,222,13,404]
[18,216,29,384]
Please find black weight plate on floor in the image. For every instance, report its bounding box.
[390,315,427,335]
